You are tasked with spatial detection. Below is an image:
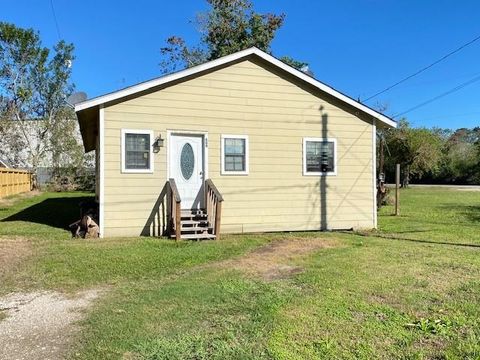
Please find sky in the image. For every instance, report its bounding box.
[3,0,480,129]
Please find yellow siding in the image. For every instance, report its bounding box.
[102,59,375,237]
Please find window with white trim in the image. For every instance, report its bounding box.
[303,138,337,175]
[121,129,154,173]
[221,135,249,175]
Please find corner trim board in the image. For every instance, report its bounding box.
[99,105,105,238]
[372,119,377,229]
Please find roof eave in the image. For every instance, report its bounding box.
[74,47,396,128]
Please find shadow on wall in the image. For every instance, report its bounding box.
[141,182,169,237]
[1,196,94,229]
[311,107,373,230]
[303,107,328,230]
[321,109,328,230]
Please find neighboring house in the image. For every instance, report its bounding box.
[0,157,11,168]
[0,119,84,170]
[75,47,396,239]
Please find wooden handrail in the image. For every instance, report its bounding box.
[205,179,224,240]
[169,178,181,203]
[165,178,223,241]
[167,178,182,241]
[205,179,224,202]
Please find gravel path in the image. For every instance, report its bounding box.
[0,290,100,360]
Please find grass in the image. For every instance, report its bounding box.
[0,191,95,240]
[1,188,480,359]
[378,187,480,245]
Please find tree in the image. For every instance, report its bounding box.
[439,127,480,184]
[160,0,307,73]
[384,119,443,187]
[279,56,312,75]
[374,103,390,178]
[0,22,82,173]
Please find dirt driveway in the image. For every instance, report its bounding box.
[219,236,338,280]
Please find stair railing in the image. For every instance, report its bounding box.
[205,179,224,239]
[168,178,182,241]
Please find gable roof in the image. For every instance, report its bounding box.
[75,47,396,128]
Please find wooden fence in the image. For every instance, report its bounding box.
[0,168,33,198]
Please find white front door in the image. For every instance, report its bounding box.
[169,133,205,209]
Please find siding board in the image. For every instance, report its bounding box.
[102,59,374,237]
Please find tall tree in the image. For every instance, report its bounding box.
[0,22,81,172]
[384,119,443,187]
[439,127,480,183]
[160,0,307,73]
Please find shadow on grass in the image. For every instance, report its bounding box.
[381,229,432,235]
[378,212,480,227]
[1,196,94,230]
[439,205,480,223]
[351,231,480,249]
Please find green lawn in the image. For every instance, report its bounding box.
[1,188,480,359]
[378,187,480,245]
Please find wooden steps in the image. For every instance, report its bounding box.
[170,233,216,240]
[167,179,223,241]
[172,209,216,240]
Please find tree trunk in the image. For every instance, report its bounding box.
[378,134,385,177]
[402,165,410,188]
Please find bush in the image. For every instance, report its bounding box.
[45,167,95,192]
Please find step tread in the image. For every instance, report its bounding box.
[180,227,212,232]
[181,220,209,225]
[181,209,206,214]
[170,233,216,240]
[181,216,208,221]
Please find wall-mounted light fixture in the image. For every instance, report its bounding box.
[153,135,164,153]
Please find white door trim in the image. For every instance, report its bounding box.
[166,130,208,182]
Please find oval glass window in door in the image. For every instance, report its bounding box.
[180,143,195,180]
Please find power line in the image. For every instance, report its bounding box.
[364,33,480,102]
[49,0,61,40]
[418,111,480,122]
[392,74,480,118]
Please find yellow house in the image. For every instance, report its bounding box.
[75,47,396,239]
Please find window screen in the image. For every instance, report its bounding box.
[305,140,335,173]
[125,133,151,170]
[224,138,246,172]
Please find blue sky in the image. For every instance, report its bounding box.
[3,0,480,129]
